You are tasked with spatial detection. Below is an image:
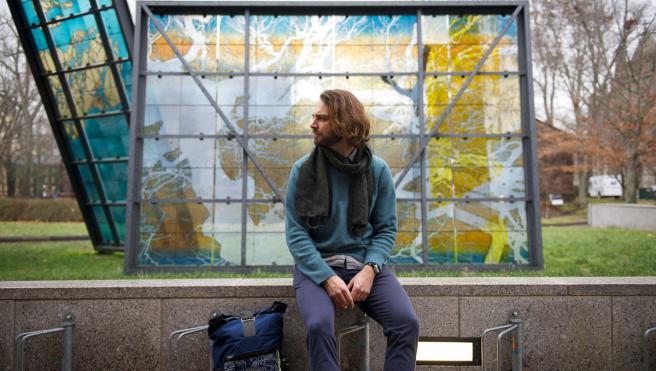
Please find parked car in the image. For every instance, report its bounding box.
[548,193,564,206]
[588,175,622,198]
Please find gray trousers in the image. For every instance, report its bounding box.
[293,265,419,371]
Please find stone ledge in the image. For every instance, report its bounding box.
[2,277,655,300]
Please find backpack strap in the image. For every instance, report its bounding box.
[240,310,256,337]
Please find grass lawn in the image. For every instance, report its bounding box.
[0,221,88,237]
[0,222,655,280]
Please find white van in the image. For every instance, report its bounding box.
[588,175,623,198]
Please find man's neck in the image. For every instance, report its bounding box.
[328,139,355,159]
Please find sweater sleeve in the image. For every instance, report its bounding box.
[285,164,336,285]
[364,161,398,267]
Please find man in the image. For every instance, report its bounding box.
[285,89,419,371]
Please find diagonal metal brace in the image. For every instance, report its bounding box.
[142,5,285,203]
[393,5,523,190]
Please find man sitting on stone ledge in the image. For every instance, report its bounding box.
[285,89,420,371]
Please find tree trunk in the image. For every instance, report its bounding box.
[5,161,16,197]
[20,120,34,197]
[576,152,589,202]
[623,160,639,203]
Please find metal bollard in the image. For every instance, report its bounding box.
[15,313,75,371]
[481,311,523,371]
[335,312,369,371]
[645,325,656,371]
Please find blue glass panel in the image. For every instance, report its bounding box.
[21,1,40,26]
[110,206,126,242]
[62,121,86,160]
[47,76,71,118]
[49,15,106,69]
[65,66,122,115]
[40,0,92,22]
[97,0,113,7]
[100,10,128,60]
[92,206,112,243]
[118,62,132,104]
[31,28,56,72]
[97,162,128,201]
[30,27,48,51]
[83,115,129,158]
[76,164,99,202]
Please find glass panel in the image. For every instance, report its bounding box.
[427,201,455,263]
[453,167,490,198]
[64,66,122,115]
[370,137,420,179]
[449,201,528,264]
[30,28,56,73]
[110,206,126,243]
[389,201,422,264]
[424,76,521,134]
[76,164,99,202]
[92,206,112,243]
[138,202,241,266]
[118,62,132,104]
[100,10,129,60]
[145,75,181,105]
[49,15,106,70]
[141,167,188,200]
[62,121,86,160]
[426,167,453,199]
[147,14,245,73]
[249,15,417,73]
[247,138,312,199]
[83,114,129,158]
[47,75,71,118]
[246,202,291,265]
[97,162,127,201]
[489,167,525,198]
[21,1,40,26]
[422,14,518,73]
[39,0,91,22]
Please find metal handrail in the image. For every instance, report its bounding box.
[336,313,370,371]
[15,313,74,371]
[167,311,219,371]
[167,325,209,371]
[481,311,523,371]
[644,325,656,371]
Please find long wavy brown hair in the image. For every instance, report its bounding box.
[319,89,371,148]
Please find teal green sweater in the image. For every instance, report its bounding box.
[285,153,398,285]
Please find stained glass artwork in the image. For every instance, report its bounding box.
[10,0,132,247]
[0,0,544,267]
[129,6,538,269]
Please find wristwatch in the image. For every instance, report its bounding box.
[365,262,380,275]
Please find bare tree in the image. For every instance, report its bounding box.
[599,0,656,202]
[0,10,49,197]
[532,0,656,203]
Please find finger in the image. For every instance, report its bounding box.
[346,280,354,290]
[333,295,344,309]
[345,289,355,308]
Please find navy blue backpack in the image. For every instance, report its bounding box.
[208,301,287,371]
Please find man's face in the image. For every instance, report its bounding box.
[310,100,341,147]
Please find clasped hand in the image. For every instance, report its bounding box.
[322,266,375,309]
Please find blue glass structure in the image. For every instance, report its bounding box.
[7,0,133,250]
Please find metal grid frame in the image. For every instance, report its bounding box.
[7,0,134,251]
[125,0,542,273]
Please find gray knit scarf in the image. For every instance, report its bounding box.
[295,145,373,236]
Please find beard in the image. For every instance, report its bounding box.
[314,129,342,147]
